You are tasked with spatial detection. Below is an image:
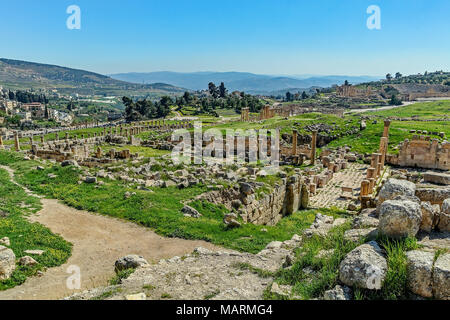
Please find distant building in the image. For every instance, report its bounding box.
[22,102,46,119]
[48,109,73,125]
[0,100,18,115]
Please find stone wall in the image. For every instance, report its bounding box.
[198,175,308,226]
[387,136,450,170]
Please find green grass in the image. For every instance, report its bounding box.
[0,150,347,254]
[0,167,72,291]
[269,221,358,300]
[109,269,135,286]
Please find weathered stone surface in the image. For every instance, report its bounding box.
[415,187,450,206]
[181,205,202,218]
[406,250,435,298]
[84,176,97,184]
[339,241,387,290]
[437,199,450,232]
[0,245,16,281]
[433,253,450,300]
[24,249,44,256]
[61,160,79,167]
[378,200,422,239]
[344,228,378,243]
[114,255,149,273]
[352,215,379,229]
[323,285,353,300]
[423,172,450,186]
[420,202,437,233]
[377,179,416,207]
[19,256,38,267]
[300,184,309,209]
[0,237,10,246]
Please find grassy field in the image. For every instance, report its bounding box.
[0,163,72,291]
[0,150,348,254]
[99,145,171,158]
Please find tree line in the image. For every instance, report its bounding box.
[122,96,172,122]
[2,90,49,104]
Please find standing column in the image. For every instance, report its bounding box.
[292,130,298,156]
[14,132,21,151]
[0,135,4,150]
[379,137,388,170]
[311,130,318,165]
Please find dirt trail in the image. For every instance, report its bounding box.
[0,166,220,300]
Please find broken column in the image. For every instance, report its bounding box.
[292,130,298,156]
[311,130,318,165]
[14,132,20,151]
[0,135,4,149]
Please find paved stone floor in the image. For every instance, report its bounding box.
[309,163,369,210]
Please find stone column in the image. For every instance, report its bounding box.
[383,120,391,138]
[292,130,298,156]
[379,137,388,170]
[311,130,318,165]
[360,180,370,197]
[65,132,69,142]
[367,167,376,180]
[14,132,20,151]
[40,135,44,144]
[0,135,4,150]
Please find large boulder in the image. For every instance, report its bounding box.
[181,205,202,218]
[0,245,16,280]
[339,241,387,290]
[433,253,450,300]
[437,199,450,232]
[114,255,149,273]
[377,179,416,207]
[423,172,450,186]
[415,187,450,206]
[378,200,422,239]
[420,202,438,233]
[406,250,435,298]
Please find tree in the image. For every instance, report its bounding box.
[286,91,292,102]
[301,91,309,99]
[389,94,402,106]
[386,73,393,82]
[219,82,227,98]
[208,82,219,98]
[395,72,402,79]
[344,80,349,86]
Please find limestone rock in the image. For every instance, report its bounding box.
[0,237,10,246]
[84,176,97,184]
[437,199,450,232]
[115,255,149,273]
[181,205,202,218]
[344,228,378,243]
[352,215,379,229]
[377,179,416,207]
[19,256,38,267]
[300,184,309,209]
[61,160,79,167]
[420,202,437,233]
[339,241,387,290]
[0,245,16,281]
[423,172,450,186]
[433,253,450,300]
[378,199,422,239]
[223,214,241,228]
[406,250,435,298]
[323,285,352,300]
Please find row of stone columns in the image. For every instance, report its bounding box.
[360,120,391,200]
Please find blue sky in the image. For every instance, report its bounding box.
[1,0,449,76]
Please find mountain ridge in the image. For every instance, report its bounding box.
[109,71,381,94]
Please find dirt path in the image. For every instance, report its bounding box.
[0,167,220,300]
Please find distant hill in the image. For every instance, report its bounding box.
[109,71,380,94]
[0,58,186,96]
